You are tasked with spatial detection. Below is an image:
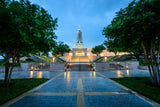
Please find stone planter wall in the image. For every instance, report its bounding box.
[50,63,65,72]
[118,61,139,70]
[21,63,50,71]
[0,67,21,73]
[94,63,110,71]
[93,61,139,71]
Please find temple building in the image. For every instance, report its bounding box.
[64,26,128,58]
[70,25,87,56]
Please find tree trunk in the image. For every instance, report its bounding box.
[4,56,9,86]
[134,53,140,61]
[7,49,18,86]
[16,54,20,63]
[3,49,11,86]
[141,41,154,83]
[150,40,158,86]
[114,51,117,56]
[61,52,64,56]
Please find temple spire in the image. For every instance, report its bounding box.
[76,25,84,48]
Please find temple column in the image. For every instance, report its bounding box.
[85,48,87,56]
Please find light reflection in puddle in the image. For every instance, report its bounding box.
[67,72,70,82]
[117,70,123,77]
[93,72,96,78]
[64,72,66,79]
[90,71,96,78]
[30,71,33,78]
[37,71,43,78]
[126,70,129,76]
[90,72,92,77]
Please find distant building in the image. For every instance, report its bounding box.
[64,26,128,57]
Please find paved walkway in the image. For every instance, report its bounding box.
[1,71,158,107]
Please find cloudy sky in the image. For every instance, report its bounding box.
[0,0,133,59]
[29,0,133,48]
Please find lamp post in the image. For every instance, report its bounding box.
[105,57,107,62]
[52,57,55,62]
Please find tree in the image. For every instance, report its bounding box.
[91,45,105,56]
[103,0,160,86]
[52,42,70,56]
[104,40,120,55]
[0,0,57,86]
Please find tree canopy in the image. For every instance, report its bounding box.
[103,0,160,86]
[0,0,57,86]
[91,45,105,56]
[52,41,70,57]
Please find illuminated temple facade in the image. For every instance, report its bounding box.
[70,26,87,56]
[64,26,128,57]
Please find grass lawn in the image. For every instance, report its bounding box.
[111,77,160,103]
[38,55,52,62]
[57,57,66,62]
[0,78,49,105]
[93,57,103,62]
[0,65,5,68]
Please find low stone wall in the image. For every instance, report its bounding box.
[118,61,139,70]
[138,66,148,70]
[50,63,65,72]
[94,63,111,71]
[93,61,139,71]
[21,63,50,71]
[0,67,21,73]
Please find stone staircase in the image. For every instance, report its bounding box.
[66,64,94,71]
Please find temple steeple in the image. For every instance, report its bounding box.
[76,25,84,48]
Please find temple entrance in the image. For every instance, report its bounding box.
[75,51,85,56]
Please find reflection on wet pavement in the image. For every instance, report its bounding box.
[5,69,155,107]
[0,70,150,80]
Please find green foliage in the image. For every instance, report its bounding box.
[107,55,120,62]
[112,77,160,103]
[38,55,52,63]
[0,59,5,66]
[93,57,104,62]
[52,41,70,56]
[139,61,160,66]
[0,0,57,86]
[21,58,36,63]
[56,57,66,62]
[0,78,49,105]
[104,40,120,55]
[91,45,105,56]
[103,0,160,86]
[0,58,20,68]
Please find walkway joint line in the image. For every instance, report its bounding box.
[77,78,85,107]
[96,72,160,107]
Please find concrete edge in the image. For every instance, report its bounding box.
[96,72,160,107]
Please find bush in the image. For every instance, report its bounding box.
[0,59,5,66]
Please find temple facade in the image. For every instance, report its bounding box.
[64,26,128,57]
[70,26,87,56]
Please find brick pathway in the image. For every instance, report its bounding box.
[1,71,159,107]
